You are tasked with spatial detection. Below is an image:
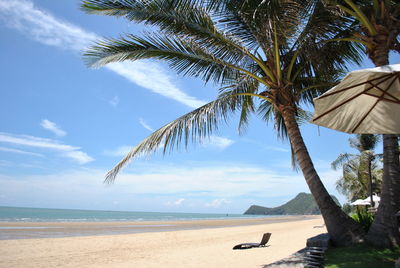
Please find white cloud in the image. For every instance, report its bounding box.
[107,62,206,108]
[139,118,154,132]
[0,163,306,198]
[0,132,77,151]
[0,0,97,51]
[63,151,94,165]
[0,0,206,108]
[0,146,44,157]
[203,136,234,150]
[104,145,132,157]
[241,138,289,153]
[0,162,346,211]
[0,132,93,164]
[116,164,306,197]
[206,198,231,208]
[109,96,119,107]
[266,146,289,153]
[40,119,67,137]
[166,198,185,206]
[104,143,164,158]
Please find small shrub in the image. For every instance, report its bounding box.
[351,208,374,232]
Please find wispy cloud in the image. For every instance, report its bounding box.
[109,96,119,107]
[241,138,289,153]
[0,0,206,108]
[0,146,44,157]
[0,0,97,50]
[0,133,77,151]
[104,145,132,157]
[139,118,154,132]
[203,136,235,150]
[266,146,289,153]
[166,198,185,207]
[40,119,67,137]
[0,163,309,202]
[116,164,306,197]
[107,63,206,108]
[0,132,93,164]
[205,198,231,208]
[0,162,345,211]
[63,151,94,165]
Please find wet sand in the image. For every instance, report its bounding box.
[0,215,317,240]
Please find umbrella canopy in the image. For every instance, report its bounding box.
[311,64,400,134]
[362,194,380,203]
[350,195,380,206]
[351,199,371,206]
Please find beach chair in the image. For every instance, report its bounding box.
[233,232,271,250]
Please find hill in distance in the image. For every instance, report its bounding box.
[244,192,340,215]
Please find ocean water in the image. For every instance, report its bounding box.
[0,207,297,240]
[0,206,256,222]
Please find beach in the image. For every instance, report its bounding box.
[0,215,326,268]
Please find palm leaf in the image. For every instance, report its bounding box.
[331,153,355,170]
[84,33,265,85]
[105,93,243,183]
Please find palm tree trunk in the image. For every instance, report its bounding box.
[368,158,374,207]
[366,134,400,247]
[366,41,400,247]
[282,108,365,246]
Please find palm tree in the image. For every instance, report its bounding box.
[323,0,400,247]
[81,0,365,245]
[332,134,382,202]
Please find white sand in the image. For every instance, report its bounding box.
[0,216,326,268]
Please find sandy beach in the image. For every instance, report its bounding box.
[0,215,326,268]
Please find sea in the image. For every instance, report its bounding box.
[0,206,274,240]
[0,206,255,222]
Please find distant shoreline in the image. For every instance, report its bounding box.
[0,205,317,223]
[0,215,319,240]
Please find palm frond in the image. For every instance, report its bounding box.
[82,0,271,75]
[331,153,355,170]
[84,33,264,85]
[105,93,242,183]
[218,75,259,134]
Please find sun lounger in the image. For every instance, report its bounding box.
[233,232,271,250]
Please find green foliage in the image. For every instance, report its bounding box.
[244,192,340,215]
[324,243,400,268]
[332,134,382,202]
[342,203,354,215]
[351,208,374,232]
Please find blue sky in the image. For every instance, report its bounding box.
[0,0,398,214]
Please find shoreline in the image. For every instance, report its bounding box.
[0,215,320,240]
[0,216,326,268]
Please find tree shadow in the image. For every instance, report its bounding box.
[262,248,307,268]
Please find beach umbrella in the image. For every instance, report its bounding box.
[363,194,380,208]
[350,195,380,206]
[362,194,380,202]
[351,199,370,206]
[311,64,400,134]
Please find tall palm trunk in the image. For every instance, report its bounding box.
[367,135,400,247]
[282,107,364,246]
[366,154,374,207]
[365,36,400,247]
